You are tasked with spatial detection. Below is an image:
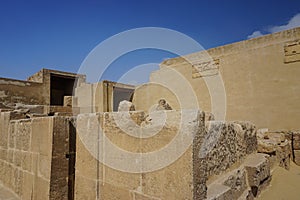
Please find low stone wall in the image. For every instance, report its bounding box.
[0,112,72,200]
[0,77,46,108]
[75,110,257,199]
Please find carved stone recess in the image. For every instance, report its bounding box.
[192,59,220,78]
[284,40,300,63]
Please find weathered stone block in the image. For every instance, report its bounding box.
[8,121,17,149]
[203,122,238,177]
[7,149,14,163]
[34,177,50,200]
[133,192,160,200]
[293,150,300,166]
[21,152,32,172]
[31,117,53,155]
[0,112,10,148]
[244,154,270,187]
[99,182,132,200]
[21,172,34,200]
[13,168,23,197]
[223,169,247,199]
[207,184,231,200]
[74,175,97,200]
[15,120,31,151]
[0,148,7,161]
[244,154,270,197]
[293,131,300,150]
[38,154,52,180]
[75,139,100,180]
[13,150,22,168]
[234,121,257,154]
[64,96,73,107]
[276,140,292,170]
[118,100,135,111]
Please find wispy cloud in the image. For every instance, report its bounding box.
[247,31,264,39]
[247,13,300,39]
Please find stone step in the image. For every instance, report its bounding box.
[207,183,231,200]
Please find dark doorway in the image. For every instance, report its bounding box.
[113,87,134,111]
[50,74,75,106]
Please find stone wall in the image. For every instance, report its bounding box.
[0,68,86,108]
[74,80,135,113]
[0,112,72,199]
[0,77,46,107]
[133,27,300,130]
[74,110,257,199]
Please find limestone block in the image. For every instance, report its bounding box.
[244,154,270,196]
[34,177,50,200]
[75,138,100,180]
[293,150,300,166]
[0,112,10,148]
[21,172,34,200]
[265,132,286,144]
[293,131,300,150]
[99,182,132,200]
[4,163,13,188]
[257,133,291,169]
[31,117,53,155]
[63,96,73,107]
[142,148,193,200]
[15,120,31,151]
[0,148,7,161]
[257,140,276,154]
[118,100,135,111]
[207,184,231,200]
[7,149,14,163]
[276,140,292,170]
[21,152,32,172]
[0,160,4,181]
[223,169,247,199]
[13,167,23,197]
[38,154,52,180]
[103,165,141,192]
[256,128,268,140]
[75,83,93,108]
[74,175,97,200]
[133,192,161,200]
[203,122,238,177]
[234,121,257,154]
[8,121,16,149]
[13,150,22,168]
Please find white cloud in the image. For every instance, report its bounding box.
[247,31,264,39]
[268,13,300,33]
[247,13,300,39]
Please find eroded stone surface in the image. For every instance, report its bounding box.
[118,100,135,112]
[257,131,292,169]
[244,154,271,197]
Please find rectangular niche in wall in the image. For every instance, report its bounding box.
[192,59,220,78]
[284,40,300,63]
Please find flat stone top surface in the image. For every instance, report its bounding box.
[243,153,268,167]
[0,184,19,200]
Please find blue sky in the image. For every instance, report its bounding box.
[0,0,300,83]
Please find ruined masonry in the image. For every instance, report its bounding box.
[0,27,300,200]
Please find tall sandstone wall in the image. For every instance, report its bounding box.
[133,27,300,130]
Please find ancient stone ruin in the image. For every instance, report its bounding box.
[0,27,300,200]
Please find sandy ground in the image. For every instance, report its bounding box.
[257,162,300,200]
